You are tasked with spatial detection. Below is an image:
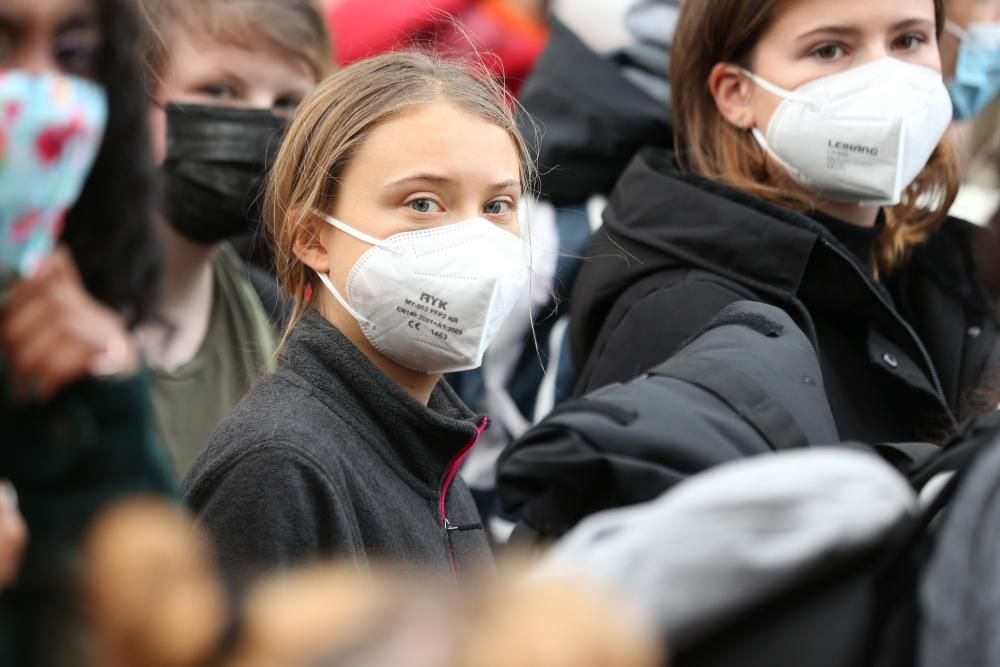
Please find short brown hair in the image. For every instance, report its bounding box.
[670,0,958,273]
[265,50,537,352]
[137,0,332,88]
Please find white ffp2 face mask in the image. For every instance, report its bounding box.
[743,58,953,206]
[313,211,529,375]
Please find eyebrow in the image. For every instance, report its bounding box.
[57,11,99,34]
[890,18,936,33]
[384,174,522,191]
[796,18,935,42]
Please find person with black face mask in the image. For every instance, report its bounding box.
[135,0,331,474]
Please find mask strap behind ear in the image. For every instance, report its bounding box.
[945,20,968,42]
[313,209,399,252]
[750,128,809,185]
[315,270,373,325]
[739,68,810,104]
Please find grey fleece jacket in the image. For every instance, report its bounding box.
[184,312,492,584]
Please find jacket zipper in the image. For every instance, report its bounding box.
[440,416,488,581]
[821,239,956,427]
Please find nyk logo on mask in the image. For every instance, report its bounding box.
[828,140,879,157]
[420,293,448,310]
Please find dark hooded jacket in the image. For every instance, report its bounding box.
[571,148,999,444]
[517,19,673,203]
[499,301,842,539]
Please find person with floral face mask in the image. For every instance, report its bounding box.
[0,0,178,663]
[571,0,998,449]
[183,51,531,584]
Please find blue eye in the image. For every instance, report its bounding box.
[409,198,442,214]
[484,200,512,216]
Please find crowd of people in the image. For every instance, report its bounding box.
[2,0,1000,664]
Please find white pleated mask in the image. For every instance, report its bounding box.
[743,58,953,206]
[313,211,529,374]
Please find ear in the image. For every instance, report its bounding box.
[292,212,332,274]
[709,62,757,130]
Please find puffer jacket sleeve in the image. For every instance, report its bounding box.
[576,277,754,394]
[499,302,840,540]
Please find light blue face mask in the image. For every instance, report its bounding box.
[946,20,1000,121]
[0,70,108,286]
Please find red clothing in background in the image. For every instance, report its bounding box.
[328,0,547,95]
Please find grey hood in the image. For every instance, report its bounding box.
[540,448,917,654]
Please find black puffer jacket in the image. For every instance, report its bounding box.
[571,148,999,444]
[499,301,842,538]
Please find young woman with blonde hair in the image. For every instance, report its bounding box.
[571,0,998,444]
[184,51,532,583]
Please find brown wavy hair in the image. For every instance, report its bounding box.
[671,0,959,274]
[264,51,537,353]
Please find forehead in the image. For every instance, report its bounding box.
[767,0,936,31]
[161,28,315,90]
[158,2,326,78]
[948,0,1000,21]
[348,101,521,186]
[0,0,95,24]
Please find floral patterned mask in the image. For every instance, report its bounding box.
[0,70,108,282]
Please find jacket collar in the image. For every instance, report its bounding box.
[603,147,841,300]
[283,312,480,492]
[604,148,984,310]
[589,147,990,423]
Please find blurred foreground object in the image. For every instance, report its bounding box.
[541,448,918,666]
[83,499,662,667]
[0,482,27,592]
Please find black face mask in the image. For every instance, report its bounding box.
[163,104,287,245]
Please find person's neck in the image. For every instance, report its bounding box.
[317,297,440,406]
[815,200,881,227]
[136,220,217,372]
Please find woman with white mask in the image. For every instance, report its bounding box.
[184,51,531,584]
[570,0,999,447]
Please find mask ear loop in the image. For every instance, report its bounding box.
[314,270,372,325]
[310,209,399,327]
[749,128,811,185]
[738,68,811,104]
[312,209,400,252]
[737,69,813,185]
[945,20,968,42]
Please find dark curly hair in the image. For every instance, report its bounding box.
[62,0,162,328]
